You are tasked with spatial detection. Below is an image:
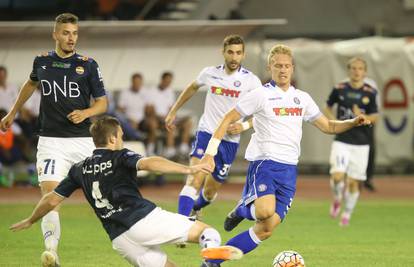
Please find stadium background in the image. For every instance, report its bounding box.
[0,0,414,266]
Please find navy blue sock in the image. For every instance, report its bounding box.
[193,189,212,211]
[208,228,261,264]
[235,204,255,221]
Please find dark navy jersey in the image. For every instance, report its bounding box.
[327,82,378,145]
[30,51,106,137]
[54,148,156,240]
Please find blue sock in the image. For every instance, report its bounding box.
[208,228,261,264]
[178,195,195,216]
[193,189,212,211]
[236,204,255,221]
[178,185,197,216]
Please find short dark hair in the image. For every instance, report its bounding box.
[131,73,142,81]
[223,34,245,51]
[161,71,173,80]
[55,13,79,25]
[89,116,120,147]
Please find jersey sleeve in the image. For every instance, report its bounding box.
[304,92,322,122]
[326,88,338,107]
[88,60,106,98]
[121,149,144,170]
[235,88,266,117]
[366,91,379,115]
[29,56,39,81]
[249,75,262,92]
[54,167,80,198]
[195,67,209,87]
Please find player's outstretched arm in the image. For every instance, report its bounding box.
[0,79,38,131]
[137,156,213,174]
[9,192,64,232]
[165,81,199,132]
[323,106,336,120]
[67,96,108,124]
[201,109,242,170]
[312,114,371,135]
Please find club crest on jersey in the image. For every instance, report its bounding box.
[273,107,303,116]
[234,80,241,87]
[196,148,204,156]
[293,97,300,104]
[76,66,84,75]
[211,86,241,98]
[258,184,267,192]
[362,96,370,105]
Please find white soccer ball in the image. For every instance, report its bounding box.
[272,250,305,267]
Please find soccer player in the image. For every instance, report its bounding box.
[10,116,243,267]
[324,57,379,226]
[165,34,262,221]
[198,44,371,267]
[0,13,108,266]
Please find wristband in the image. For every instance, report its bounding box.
[205,138,221,156]
[241,121,250,131]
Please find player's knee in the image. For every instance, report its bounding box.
[203,188,217,201]
[331,172,345,182]
[347,179,360,193]
[255,207,275,222]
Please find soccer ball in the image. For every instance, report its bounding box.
[272,250,305,267]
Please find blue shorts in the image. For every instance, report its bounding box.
[241,160,297,221]
[190,131,239,183]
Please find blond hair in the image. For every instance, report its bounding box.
[267,44,293,64]
[347,57,367,71]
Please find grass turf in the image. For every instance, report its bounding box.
[1,200,414,267]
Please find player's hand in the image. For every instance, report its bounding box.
[227,123,243,135]
[165,112,176,132]
[9,218,32,232]
[0,112,16,132]
[352,104,362,116]
[353,114,371,127]
[188,163,213,174]
[200,154,215,173]
[67,110,89,124]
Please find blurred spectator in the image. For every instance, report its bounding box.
[146,72,192,158]
[0,109,35,186]
[106,90,144,141]
[118,73,158,155]
[0,66,19,112]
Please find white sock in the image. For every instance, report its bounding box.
[199,228,221,248]
[179,143,190,154]
[344,190,360,216]
[41,210,60,252]
[180,185,198,200]
[330,179,344,202]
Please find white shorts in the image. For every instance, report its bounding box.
[36,136,95,183]
[112,207,195,267]
[329,141,369,181]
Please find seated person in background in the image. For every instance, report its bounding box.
[0,109,31,186]
[118,73,158,155]
[146,72,192,158]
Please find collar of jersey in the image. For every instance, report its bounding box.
[269,80,294,93]
[219,64,242,75]
[52,50,77,61]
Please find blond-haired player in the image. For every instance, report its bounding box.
[199,45,371,266]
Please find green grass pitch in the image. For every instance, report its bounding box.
[1,200,414,266]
